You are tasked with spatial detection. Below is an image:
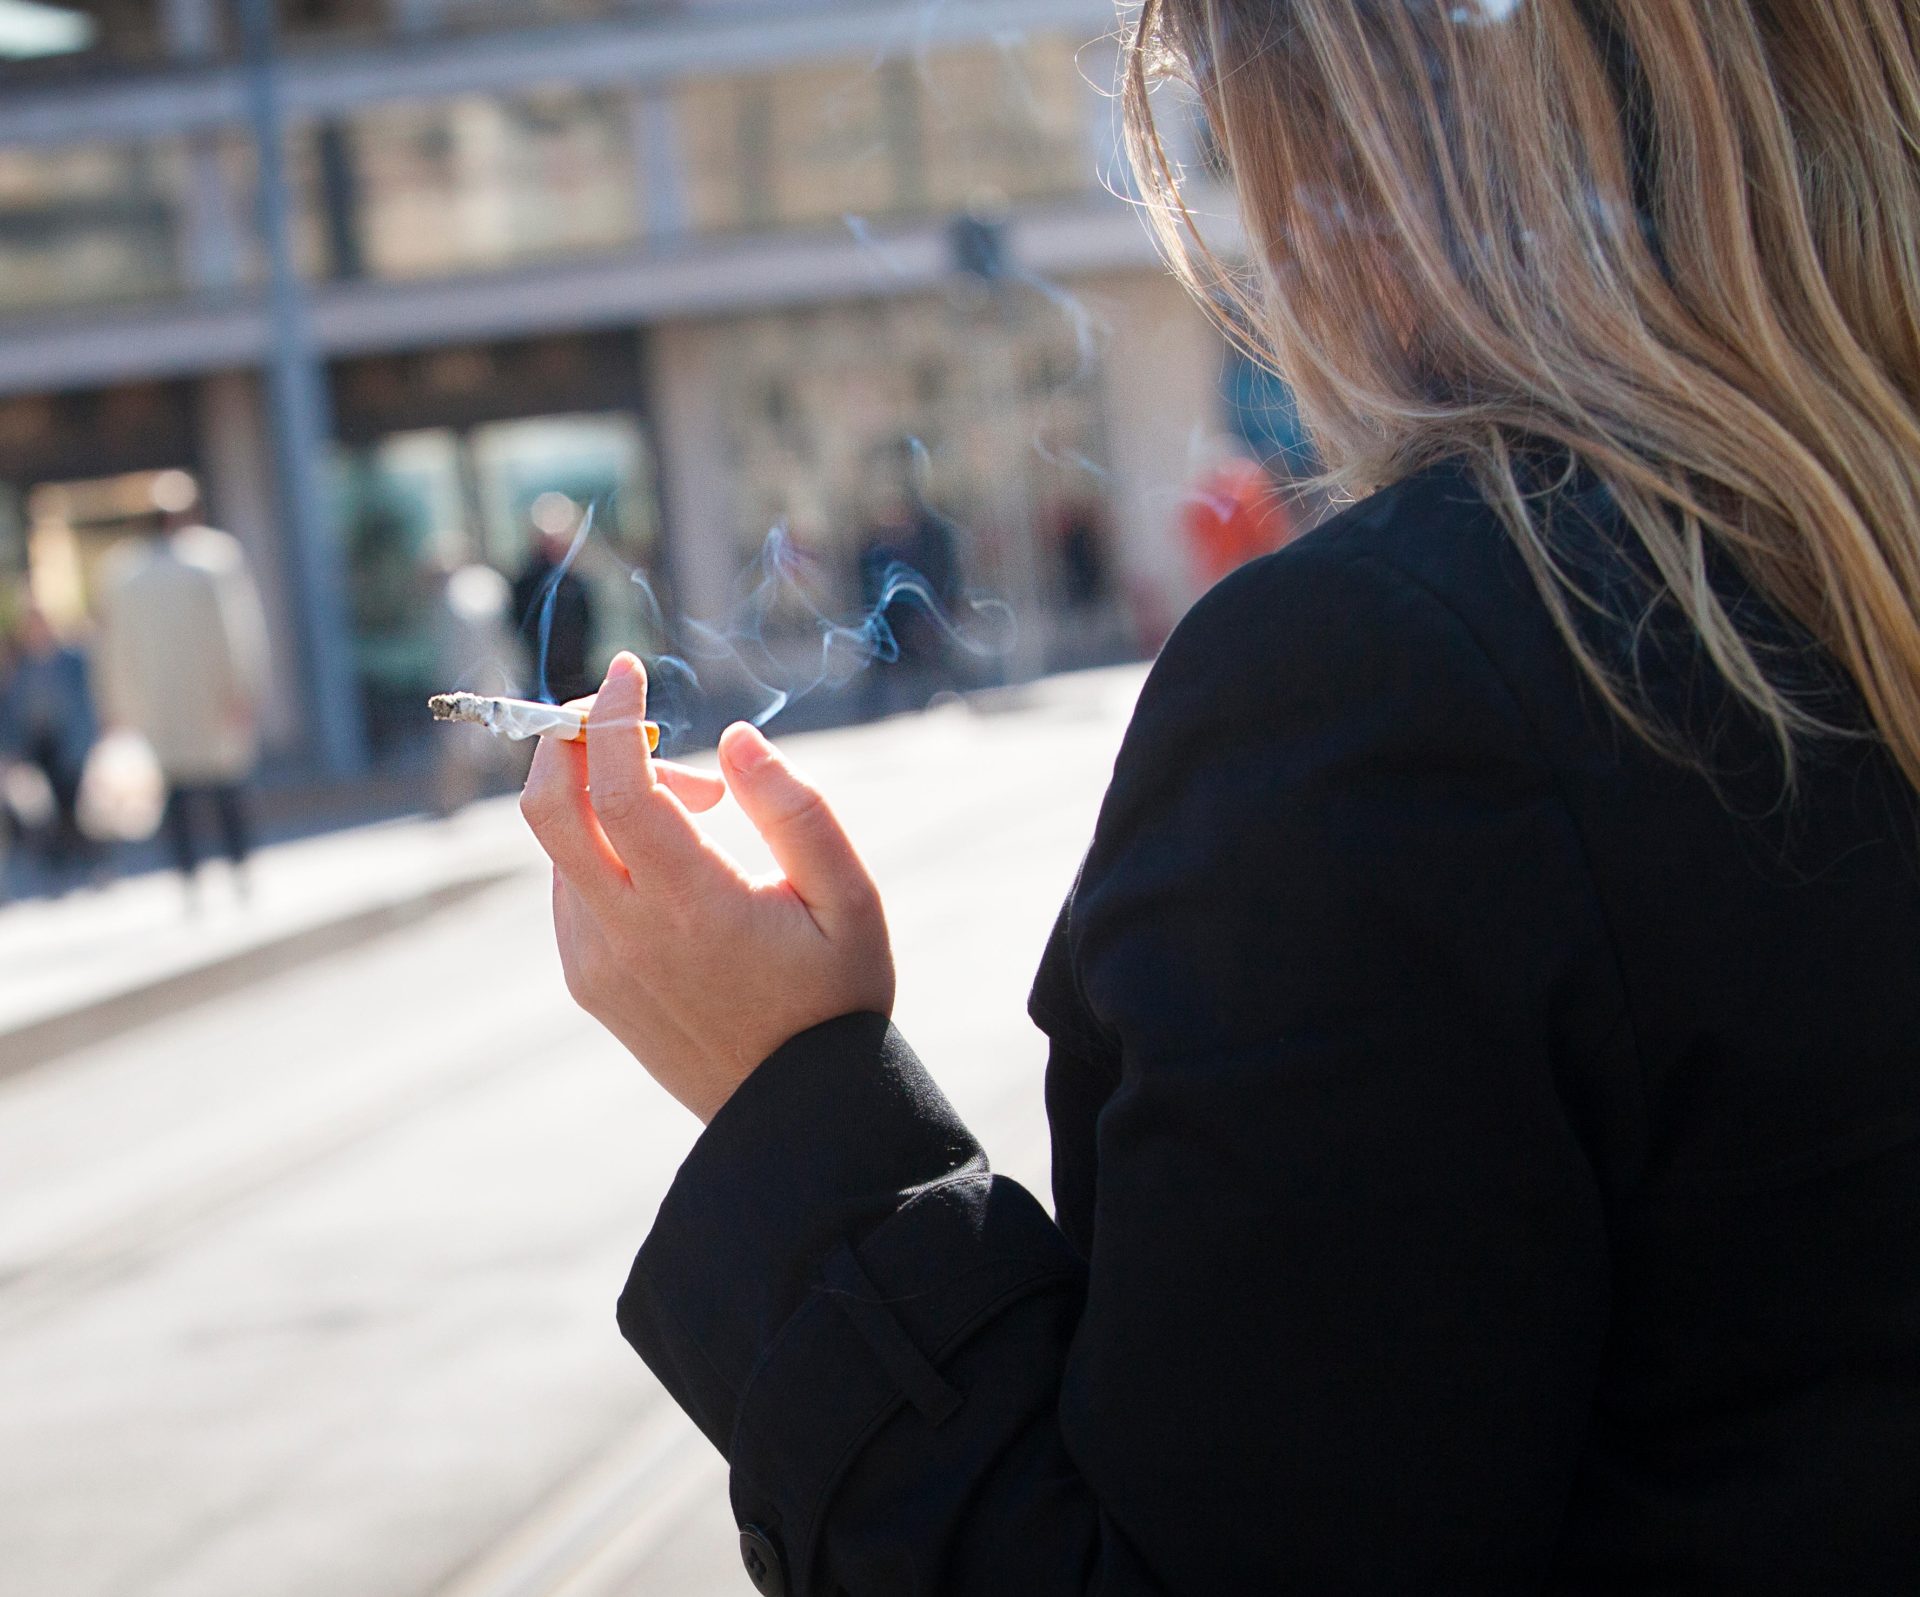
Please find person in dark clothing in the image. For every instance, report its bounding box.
[519,3,1920,1592]
[1055,501,1108,611]
[0,606,99,888]
[511,505,597,707]
[159,783,252,887]
[857,492,968,715]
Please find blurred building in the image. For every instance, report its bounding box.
[0,0,1233,776]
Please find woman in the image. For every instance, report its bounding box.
[521,2,1920,1591]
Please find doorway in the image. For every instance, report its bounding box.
[333,409,665,755]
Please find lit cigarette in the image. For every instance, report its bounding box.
[428,692,660,752]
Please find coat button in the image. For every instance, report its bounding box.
[738,1526,787,1596]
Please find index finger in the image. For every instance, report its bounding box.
[584,654,715,881]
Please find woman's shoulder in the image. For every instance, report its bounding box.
[1086,459,1579,905]
[1143,457,1566,747]
[1195,457,1552,649]
[1052,455,1633,1072]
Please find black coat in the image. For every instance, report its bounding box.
[618,461,1920,1595]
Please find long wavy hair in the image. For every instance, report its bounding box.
[1124,0,1920,789]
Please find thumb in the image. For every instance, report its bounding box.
[720,723,872,915]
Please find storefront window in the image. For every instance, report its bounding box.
[0,1,162,80]
[18,470,181,633]
[339,88,640,278]
[682,58,908,233]
[279,0,626,44]
[918,37,1093,212]
[278,0,389,45]
[0,140,187,313]
[428,0,625,35]
[219,126,337,282]
[707,291,1117,629]
[336,409,662,755]
[679,34,1094,235]
[0,483,23,581]
[469,413,657,571]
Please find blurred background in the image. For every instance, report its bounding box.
[0,3,1319,1592]
[0,0,1321,819]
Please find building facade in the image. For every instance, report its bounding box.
[0,0,1233,774]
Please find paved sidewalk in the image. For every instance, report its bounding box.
[0,796,547,1075]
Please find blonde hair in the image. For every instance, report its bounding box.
[1125,0,1920,790]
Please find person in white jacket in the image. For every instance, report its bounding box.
[96,473,271,897]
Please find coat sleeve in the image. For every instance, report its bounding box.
[617,542,1643,1596]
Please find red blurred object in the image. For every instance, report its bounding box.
[1181,457,1297,589]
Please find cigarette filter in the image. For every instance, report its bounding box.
[429,692,660,751]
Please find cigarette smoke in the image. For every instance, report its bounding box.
[523,503,1014,752]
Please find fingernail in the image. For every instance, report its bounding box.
[605,652,640,683]
[724,722,774,773]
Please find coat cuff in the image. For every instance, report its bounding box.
[618,1013,1084,1591]
[617,1012,986,1451]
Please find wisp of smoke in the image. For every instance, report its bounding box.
[629,522,1015,740]
[525,501,596,704]
[1007,264,1106,380]
[502,500,1015,748]
[1033,434,1112,483]
[870,0,955,74]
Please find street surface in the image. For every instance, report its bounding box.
[0,667,1143,1597]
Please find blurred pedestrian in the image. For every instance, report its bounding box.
[857,489,969,715]
[511,493,597,706]
[0,603,100,891]
[96,472,270,902]
[1055,500,1108,612]
[855,499,921,718]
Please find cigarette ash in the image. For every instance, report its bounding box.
[428,693,494,728]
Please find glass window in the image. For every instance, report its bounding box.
[679,34,1094,236]
[21,469,183,634]
[682,59,908,233]
[218,126,337,282]
[335,408,662,755]
[707,292,1115,616]
[278,0,389,45]
[0,483,23,580]
[431,0,624,35]
[469,412,658,574]
[280,0,626,44]
[918,36,1092,212]
[0,0,163,80]
[334,428,465,752]
[342,89,640,278]
[0,140,188,313]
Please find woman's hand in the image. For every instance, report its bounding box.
[519,652,895,1124]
